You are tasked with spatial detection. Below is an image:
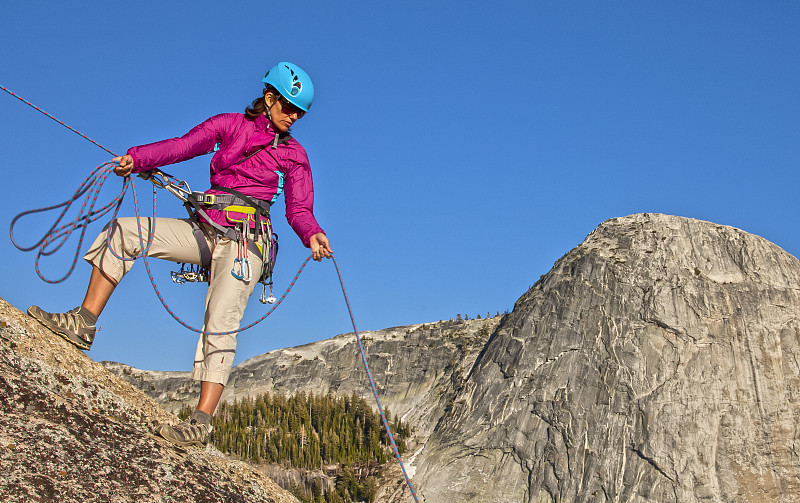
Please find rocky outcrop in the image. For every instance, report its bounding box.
[414,213,800,502]
[0,298,298,503]
[101,361,200,413]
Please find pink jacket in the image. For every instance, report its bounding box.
[128,113,324,247]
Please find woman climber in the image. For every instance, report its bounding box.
[26,61,332,446]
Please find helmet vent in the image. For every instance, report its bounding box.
[283,65,302,95]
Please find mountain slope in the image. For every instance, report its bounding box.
[0,298,298,503]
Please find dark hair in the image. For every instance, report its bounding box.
[245,85,280,120]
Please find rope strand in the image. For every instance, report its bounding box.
[10,162,130,283]
[1,85,117,156]
[333,256,420,502]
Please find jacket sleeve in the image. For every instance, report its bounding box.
[283,150,325,247]
[127,114,227,173]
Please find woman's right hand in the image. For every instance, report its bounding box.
[112,155,134,177]
[309,232,333,262]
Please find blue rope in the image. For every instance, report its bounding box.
[9,162,140,283]
[1,85,117,157]
[332,256,420,502]
[4,84,420,499]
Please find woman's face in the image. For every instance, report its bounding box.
[265,93,304,133]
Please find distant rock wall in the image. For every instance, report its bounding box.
[106,318,500,441]
[0,298,298,503]
[414,214,800,502]
[226,318,500,441]
[101,361,199,414]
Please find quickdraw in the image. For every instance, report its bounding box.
[231,224,253,282]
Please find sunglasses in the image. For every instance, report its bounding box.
[278,97,305,119]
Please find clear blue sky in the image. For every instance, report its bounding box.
[1,2,798,371]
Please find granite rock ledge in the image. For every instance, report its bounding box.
[0,298,298,503]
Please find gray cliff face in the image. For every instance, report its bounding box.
[414,213,800,502]
[101,361,199,413]
[0,298,298,503]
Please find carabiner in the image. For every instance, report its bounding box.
[231,257,246,280]
[242,257,252,282]
[231,257,252,281]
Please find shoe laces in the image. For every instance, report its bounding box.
[56,309,86,332]
[177,417,209,433]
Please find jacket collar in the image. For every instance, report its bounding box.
[255,113,272,133]
[251,114,291,150]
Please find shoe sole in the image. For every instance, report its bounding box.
[27,306,93,351]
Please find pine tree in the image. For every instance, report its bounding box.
[198,389,413,479]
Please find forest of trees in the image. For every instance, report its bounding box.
[179,391,412,502]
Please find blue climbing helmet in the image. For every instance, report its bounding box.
[261,62,315,112]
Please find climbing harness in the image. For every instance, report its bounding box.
[181,183,279,293]
[170,142,287,302]
[2,84,419,501]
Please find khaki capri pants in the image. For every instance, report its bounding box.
[84,217,266,386]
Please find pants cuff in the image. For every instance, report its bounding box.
[191,367,230,386]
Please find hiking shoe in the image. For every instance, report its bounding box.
[157,417,213,447]
[27,306,96,350]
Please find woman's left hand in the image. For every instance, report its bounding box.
[310,233,332,262]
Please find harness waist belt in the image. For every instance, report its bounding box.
[189,192,271,213]
[184,188,272,269]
